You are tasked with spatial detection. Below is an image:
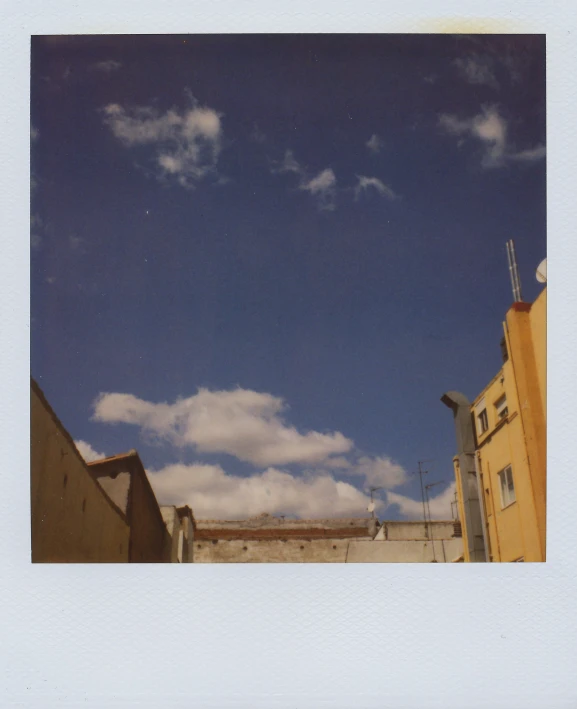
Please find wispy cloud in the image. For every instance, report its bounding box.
[102,99,223,188]
[92,60,122,73]
[75,440,106,462]
[387,482,455,520]
[354,175,398,200]
[300,168,337,211]
[454,55,499,89]
[438,105,545,168]
[272,150,337,211]
[366,134,384,154]
[250,123,267,144]
[31,215,43,249]
[149,463,375,519]
[273,149,303,176]
[509,144,547,163]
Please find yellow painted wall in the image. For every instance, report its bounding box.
[469,288,546,562]
[31,382,130,563]
[451,456,470,561]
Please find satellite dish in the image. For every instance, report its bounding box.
[367,501,376,513]
[536,258,547,283]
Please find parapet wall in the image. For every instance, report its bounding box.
[31,381,130,563]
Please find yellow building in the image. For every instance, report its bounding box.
[443,284,546,562]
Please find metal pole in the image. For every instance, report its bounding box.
[506,239,523,303]
[425,484,436,562]
[418,461,428,539]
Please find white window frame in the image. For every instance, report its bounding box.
[494,394,508,421]
[498,465,516,508]
[477,408,489,434]
[475,398,489,435]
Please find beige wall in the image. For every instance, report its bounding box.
[374,521,457,541]
[194,538,359,563]
[31,382,130,563]
[347,539,464,563]
[194,536,463,563]
[161,506,181,563]
[90,454,171,563]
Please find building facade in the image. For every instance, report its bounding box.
[89,451,173,563]
[31,380,130,562]
[443,285,546,562]
[193,514,463,563]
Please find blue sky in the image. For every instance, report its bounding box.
[30,34,546,520]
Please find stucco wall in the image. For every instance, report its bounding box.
[31,381,130,563]
[91,455,171,563]
[161,506,181,562]
[347,539,464,563]
[469,296,546,562]
[373,521,456,541]
[195,537,463,563]
[530,287,547,414]
[194,538,356,563]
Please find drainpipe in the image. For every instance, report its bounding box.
[474,452,490,562]
[441,391,487,562]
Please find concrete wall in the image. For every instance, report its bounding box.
[195,537,464,563]
[161,506,181,563]
[177,507,195,563]
[373,521,457,541]
[31,381,130,563]
[194,538,353,563]
[90,454,171,563]
[347,538,464,563]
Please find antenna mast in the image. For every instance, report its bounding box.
[506,239,523,303]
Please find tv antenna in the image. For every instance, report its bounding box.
[414,460,434,539]
[536,258,547,284]
[425,480,445,562]
[367,486,384,519]
[506,239,523,302]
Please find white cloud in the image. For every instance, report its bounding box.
[354,175,398,200]
[349,455,409,489]
[509,144,547,163]
[386,482,456,521]
[75,440,106,463]
[148,462,375,519]
[93,387,353,467]
[366,134,384,153]
[92,60,122,73]
[273,149,303,175]
[272,150,336,210]
[31,215,42,249]
[300,167,337,209]
[439,105,545,168]
[102,101,223,188]
[454,55,499,89]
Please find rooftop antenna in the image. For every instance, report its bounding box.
[425,480,445,562]
[368,486,384,519]
[415,460,434,539]
[536,258,547,284]
[506,239,523,303]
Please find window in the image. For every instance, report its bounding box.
[498,465,516,508]
[477,408,489,434]
[494,394,508,421]
[475,398,489,435]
